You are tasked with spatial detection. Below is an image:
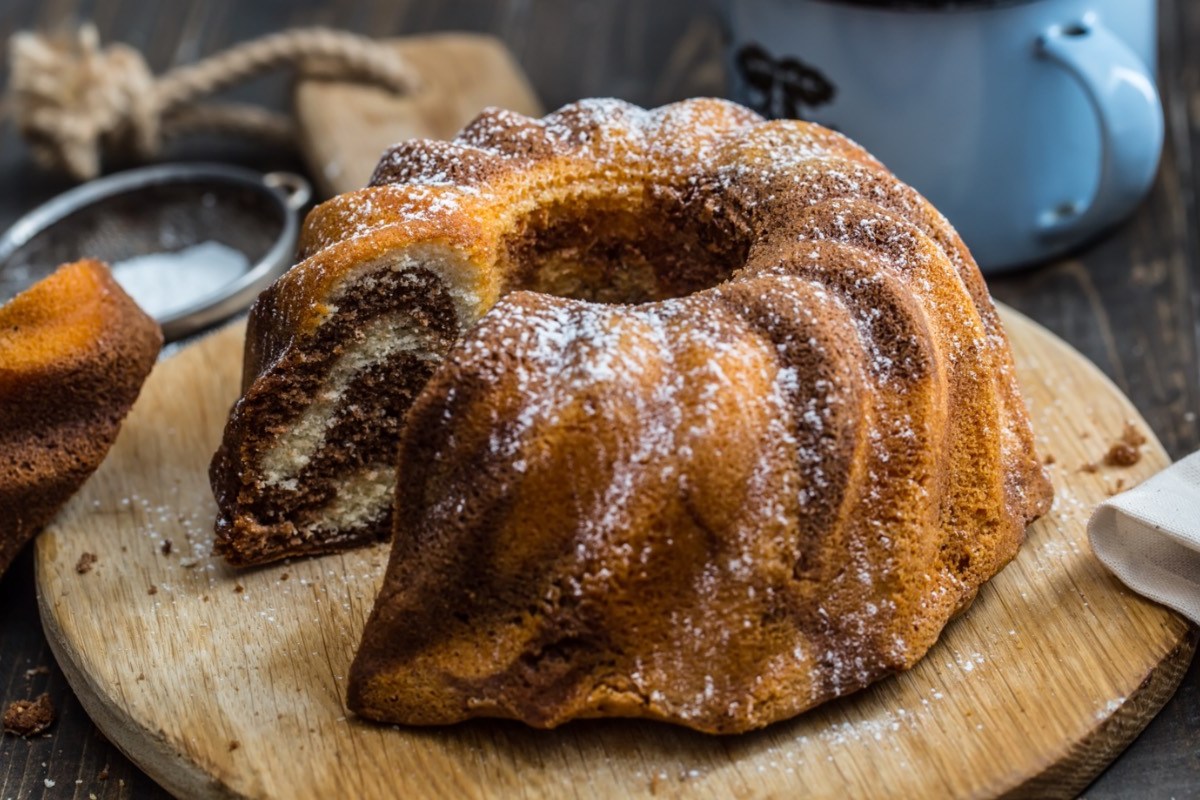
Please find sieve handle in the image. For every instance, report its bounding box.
[264,171,312,212]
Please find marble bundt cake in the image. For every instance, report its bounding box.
[1,260,161,578]
[213,98,1051,730]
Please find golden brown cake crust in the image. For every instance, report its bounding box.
[329,99,1053,733]
[209,97,1051,731]
[0,260,162,577]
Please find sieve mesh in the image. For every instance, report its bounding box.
[0,180,282,303]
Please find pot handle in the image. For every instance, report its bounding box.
[1035,17,1163,238]
[264,171,312,212]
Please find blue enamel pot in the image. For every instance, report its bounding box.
[728,0,1163,273]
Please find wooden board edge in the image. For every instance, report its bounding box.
[30,303,1198,800]
[35,536,246,800]
[996,305,1157,441]
[999,626,1198,800]
[994,303,1199,797]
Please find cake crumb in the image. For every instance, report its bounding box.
[1104,443,1139,467]
[161,539,173,556]
[229,739,240,751]
[1042,453,1056,466]
[280,572,290,581]
[3,693,55,736]
[1104,423,1147,467]
[147,585,158,596]
[1079,462,1100,474]
[98,767,110,781]
[75,552,98,574]
[24,665,49,680]
[234,584,245,594]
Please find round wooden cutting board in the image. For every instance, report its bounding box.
[34,306,1196,800]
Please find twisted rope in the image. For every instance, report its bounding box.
[8,24,422,180]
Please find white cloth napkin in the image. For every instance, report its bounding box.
[1088,450,1200,625]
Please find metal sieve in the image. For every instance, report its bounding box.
[0,163,311,342]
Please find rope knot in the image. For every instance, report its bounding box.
[7,25,423,181]
[11,25,160,180]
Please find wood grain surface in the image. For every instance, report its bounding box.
[28,307,1195,800]
[0,1,1197,798]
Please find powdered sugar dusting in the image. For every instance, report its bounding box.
[257,97,1051,730]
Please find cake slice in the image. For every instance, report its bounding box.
[0,260,162,577]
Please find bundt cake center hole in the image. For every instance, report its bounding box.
[500,194,750,304]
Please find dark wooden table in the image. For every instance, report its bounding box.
[1,0,1197,797]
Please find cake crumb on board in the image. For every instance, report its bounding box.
[75,552,98,574]
[3,692,55,736]
[1079,422,1147,473]
[1103,423,1147,467]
